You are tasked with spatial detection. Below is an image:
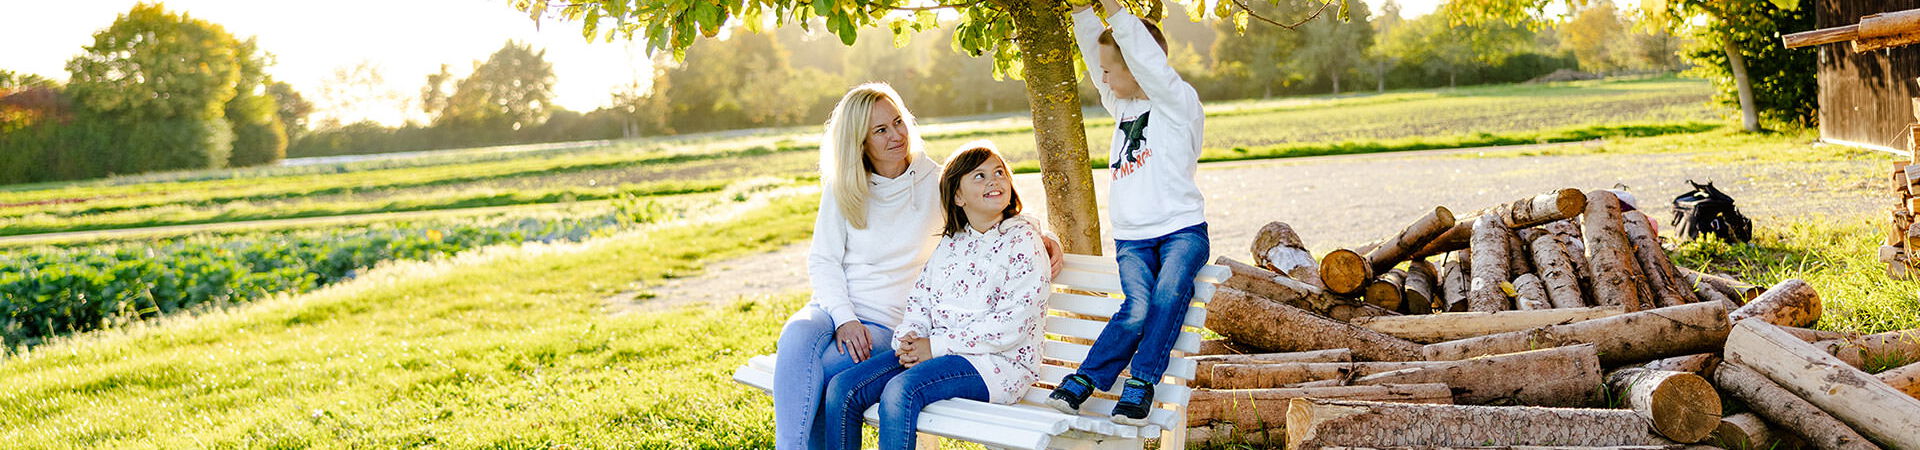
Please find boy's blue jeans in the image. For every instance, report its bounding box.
[822,351,989,450]
[1074,222,1210,390]
[773,305,895,450]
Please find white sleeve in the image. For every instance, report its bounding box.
[1106,10,1204,134]
[1072,7,1119,115]
[806,192,860,327]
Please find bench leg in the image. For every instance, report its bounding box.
[917,432,940,450]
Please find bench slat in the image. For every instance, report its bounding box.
[1047,294,1210,330]
[1044,316,1206,355]
[1053,268,1124,294]
[1040,340,1198,382]
[1016,388,1176,438]
[861,404,1054,449]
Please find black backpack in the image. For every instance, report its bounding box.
[1671,181,1752,244]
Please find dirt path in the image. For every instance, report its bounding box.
[610,141,1892,313]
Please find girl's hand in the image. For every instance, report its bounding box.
[835,322,873,362]
[897,337,933,367]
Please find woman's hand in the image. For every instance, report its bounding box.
[896,337,933,367]
[835,322,873,362]
[1041,234,1065,279]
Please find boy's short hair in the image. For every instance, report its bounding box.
[1096,20,1169,56]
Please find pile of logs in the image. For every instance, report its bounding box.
[1191,188,1920,449]
[1876,93,1920,279]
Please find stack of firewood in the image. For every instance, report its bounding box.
[1189,188,1920,448]
[1879,103,1920,279]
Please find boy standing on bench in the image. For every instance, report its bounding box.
[1047,0,1210,426]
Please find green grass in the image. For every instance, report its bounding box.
[0,193,820,447]
[1671,218,1920,339]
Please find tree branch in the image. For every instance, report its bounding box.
[1231,0,1337,30]
[878,0,987,12]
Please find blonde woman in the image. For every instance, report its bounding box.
[774,84,1060,449]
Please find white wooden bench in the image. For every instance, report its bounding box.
[734,253,1230,449]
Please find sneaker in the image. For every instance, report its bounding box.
[1045,374,1096,414]
[1109,378,1155,426]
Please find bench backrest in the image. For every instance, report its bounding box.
[1027,253,1230,435]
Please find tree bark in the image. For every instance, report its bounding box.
[1422,302,1732,366]
[1469,214,1513,312]
[1880,361,1920,399]
[1366,269,1408,313]
[1722,32,1761,133]
[1711,362,1879,450]
[1186,383,1453,428]
[1584,190,1649,311]
[1724,319,1920,448]
[1254,221,1323,288]
[1350,344,1602,406]
[1349,307,1626,344]
[1219,257,1395,321]
[1197,338,1261,356]
[1411,190,1588,259]
[1002,0,1101,254]
[1712,413,1792,450]
[1320,248,1373,296]
[1679,267,1762,302]
[1529,233,1587,308]
[1202,361,1441,389]
[1441,251,1472,312]
[1512,274,1552,311]
[1285,399,1672,448]
[1636,353,1720,375]
[1368,207,1457,274]
[1507,232,1536,276]
[1822,329,1920,370]
[1726,279,1822,328]
[1404,259,1437,314]
[1191,350,1356,387]
[1621,211,1693,308]
[1604,368,1721,443]
[1206,286,1425,361]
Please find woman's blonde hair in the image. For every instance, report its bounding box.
[821,83,921,229]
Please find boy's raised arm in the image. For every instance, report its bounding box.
[1106,10,1203,126]
[1072,7,1117,113]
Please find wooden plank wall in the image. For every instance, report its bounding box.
[1815,0,1920,151]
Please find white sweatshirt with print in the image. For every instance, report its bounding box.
[1073,8,1207,241]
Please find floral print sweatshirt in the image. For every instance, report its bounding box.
[892,214,1051,404]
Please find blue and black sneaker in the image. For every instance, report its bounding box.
[1109,377,1155,425]
[1046,374,1096,414]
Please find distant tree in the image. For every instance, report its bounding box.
[266,80,313,140]
[421,64,456,124]
[1561,2,1627,72]
[1364,0,1403,92]
[1378,11,1533,87]
[447,41,556,131]
[1289,0,1372,94]
[224,37,288,167]
[1209,0,1312,98]
[0,70,54,92]
[65,2,241,172]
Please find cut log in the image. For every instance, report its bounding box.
[1604,368,1721,443]
[1584,191,1650,312]
[1780,325,1852,343]
[1679,268,1762,301]
[1367,207,1457,275]
[1495,188,1590,229]
[1469,214,1513,312]
[1712,413,1788,450]
[1726,279,1821,328]
[1422,301,1731,366]
[1880,361,1920,399]
[1544,219,1585,243]
[1688,281,1737,310]
[1349,307,1626,344]
[1441,251,1472,312]
[1366,269,1408,312]
[1320,248,1373,296]
[1817,328,1920,371]
[1529,233,1587,308]
[1350,344,1602,406]
[1285,399,1671,448]
[1187,384,1454,428]
[1196,338,1259,356]
[1724,319,1920,448]
[1637,353,1720,375]
[1507,232,1535,276]
[1193,349,1355,387]
[1253,221,1324,288]
[1203,361,1440,389]
[1206,286,1425,361]
[1512,274,1552,311]
[1403,260,1438,314]
[1711,362,1878,450]
[1218,257,1396,321]
[1622,211,1694,308]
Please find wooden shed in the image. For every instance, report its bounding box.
[1812,0,1920,154]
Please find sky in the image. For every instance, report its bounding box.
[0,0,1453,126]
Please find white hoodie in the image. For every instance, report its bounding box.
[1074,8,1208,241]
[806,154,942,328]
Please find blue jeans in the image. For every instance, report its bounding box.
[773,305,895,450]
[1075,222,1210,389]
[822,352,989,450]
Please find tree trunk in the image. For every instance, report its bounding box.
[1529,233,1587,308]
[1365,269,1408,313]
[1726,278,1822,328]
[1880,361,1920,399]
[1404,259,1437,314]
[1368,207,1456,275]
[1320,248,1374,296]
[1507,231,1536,276]
[1253,221,1322,288]
[1722,32,1761,133]
[1192,350,1356,387]
[1422,301,1731,366]
[1349,307,1625,344]
[1441,250,1472,312]
[1202,361,1440,389]
[1187,383,1453,428]
[1331,71,1342,95]
[1825,329,1920,370]
[1712,362,1879,450]
[1351,344,1602,406]
[1206,287,1425,361]
[1584,191,1649,311]
[1637,353,1720,375]
[1604,368,1722,443]
[1197,338,1261,356]
[1285,399,1671,448]
[1003,0,1101,254]
[1512,274,1552,310]
[1724,319,1920,448]
[1469,214,1512,312]
[1621,211,1693,308]
[1218,257,1395,321]
[1678,267,1763,302]
[1712,412,1794,450]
